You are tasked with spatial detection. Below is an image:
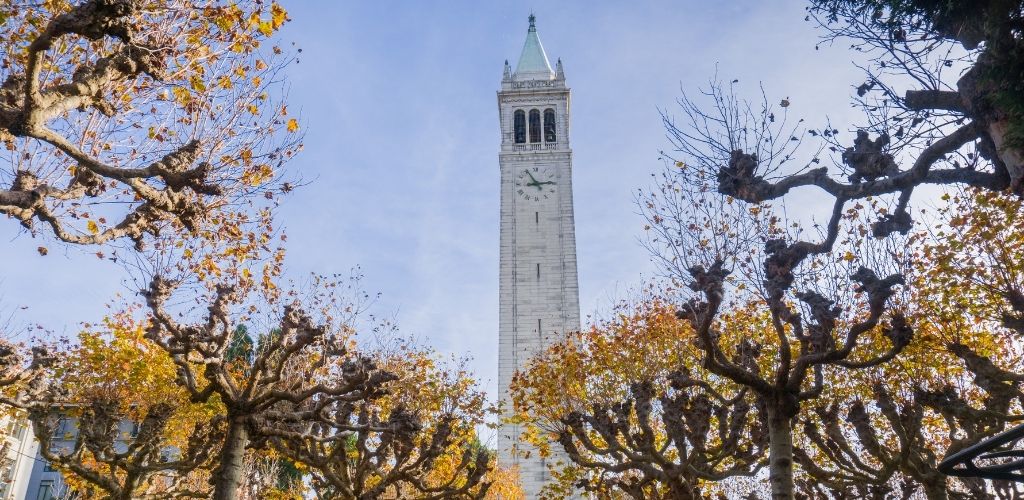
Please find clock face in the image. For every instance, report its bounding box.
[514,167,557,202]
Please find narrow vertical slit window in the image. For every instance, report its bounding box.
[535,211,539,224]
[537,318,542,334]
[543,108,556,142]
[536,263,540,280]
[513,110,526,144]
[528,109,541,143]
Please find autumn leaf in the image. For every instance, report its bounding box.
[270,3,288,29]
[287,118,299,132]
[189,74,207,92]
[258,20,273,36]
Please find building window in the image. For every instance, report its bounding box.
[52,418,69,440]
[513,110,526,144]
[36,480,54,500]
[528,109,541,143]
[536,263,540,280]
[543,109,556,142]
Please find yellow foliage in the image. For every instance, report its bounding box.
[511,292,757,496]
[0,0,299,250]
[484,464,525,499]
[61,312,221,432]
[52,311,224,496]
[806,188,1024,477]
[341,345,493,497]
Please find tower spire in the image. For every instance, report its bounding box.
[513,14,554,81]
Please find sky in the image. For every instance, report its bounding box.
[0,0,865,444]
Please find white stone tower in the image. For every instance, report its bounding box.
[497,14,580,498]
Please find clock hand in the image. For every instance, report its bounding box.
[525,171,540,184]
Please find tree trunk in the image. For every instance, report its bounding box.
[766,403,795,500]
[922,482,949,500]
[212,415,249,500]
[667,479,697,500]
[958,59,1024,192]
[116,475,140,500]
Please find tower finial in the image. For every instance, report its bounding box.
[528,13,536,31]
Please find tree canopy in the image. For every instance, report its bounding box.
[0,2,514,499]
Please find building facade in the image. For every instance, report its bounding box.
[497,15,581,498]
[0,414,40,500]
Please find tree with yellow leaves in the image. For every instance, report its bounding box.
[0,0,300,249]
[27,311,222,499]
[792,188,1024,499]
[639,86,914,499]
[667,1,1024,492]
[512,294,767,499]
[273,348,494,499]
[142,264,399,499]
[0,0,303,452]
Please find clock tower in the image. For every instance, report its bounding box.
[497,15,580,497]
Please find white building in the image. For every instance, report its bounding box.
[23,415,72,500]
[0,414,40,500]
[497,15,581,498]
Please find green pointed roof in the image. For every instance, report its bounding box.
[513,15,554,81]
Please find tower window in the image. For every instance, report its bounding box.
[528,109,541,143]
[513,110,526,144]
[536,263,540,280]
[544,109,556,142]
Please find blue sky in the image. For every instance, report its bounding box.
[1,0,863,442]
